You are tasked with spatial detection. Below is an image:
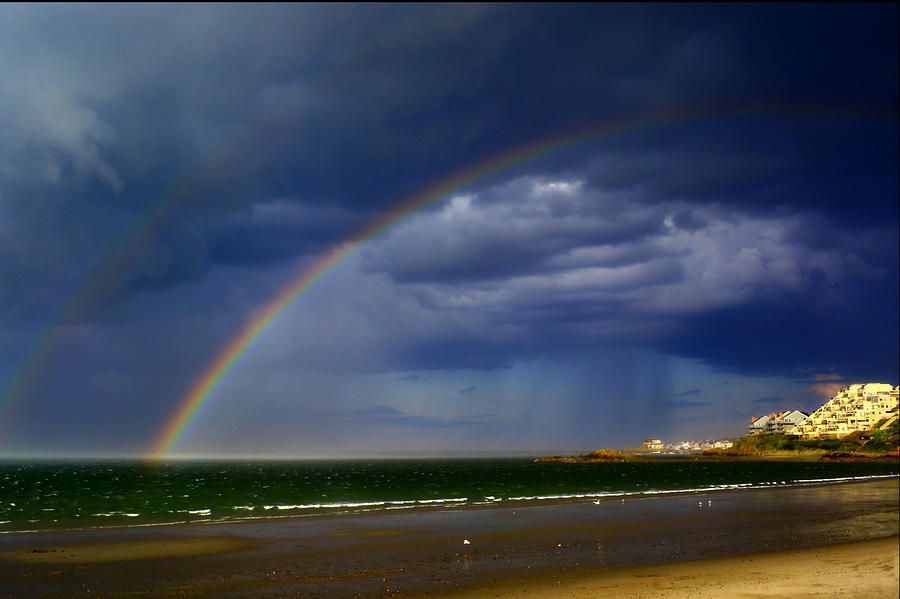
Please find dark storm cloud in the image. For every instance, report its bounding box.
[2,3,896,309]
[362,179,673,284]
[582,119,898,222]
[0,4,897,456]
[207,201,366,267]
[359,175,897,378]
[659,264,899,381]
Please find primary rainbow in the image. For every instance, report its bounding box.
[148,103,897,458]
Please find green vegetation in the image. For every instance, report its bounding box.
[864,417,900,450]
[583,449,641,461]
[709,417,899,458]
[536,449,644,462]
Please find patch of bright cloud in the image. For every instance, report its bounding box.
[813,373,843,382]
[806,382,844,402]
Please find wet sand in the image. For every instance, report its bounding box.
[0,478,896,598]
[0,537,254,564]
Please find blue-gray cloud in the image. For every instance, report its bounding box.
[751,396,784,405]
[649,399,711,409]
[349,406,487,429]
[0,4,896,456]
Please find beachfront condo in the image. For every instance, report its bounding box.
[790,383,900,439]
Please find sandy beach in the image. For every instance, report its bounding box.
[0,479,897,598]
[428,536,900,599]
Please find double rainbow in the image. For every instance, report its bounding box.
[148,102,898,458]
[1,102,890,458]
[147,120,608,457]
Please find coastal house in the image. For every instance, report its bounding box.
[747,414,771,435]
[767,410,809,434]
[677,441,702,451]
[748,411,809,435]
[790,383,899,439]
[642,438,664,450]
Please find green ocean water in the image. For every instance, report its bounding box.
[1,459,897,533]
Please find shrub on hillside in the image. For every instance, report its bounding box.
[864,418,899,450]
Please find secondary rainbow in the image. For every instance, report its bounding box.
[148,103,898,458]
[0,100,303,432]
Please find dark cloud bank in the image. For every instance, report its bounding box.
[0,4,896,454]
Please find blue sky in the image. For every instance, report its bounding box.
[0,4,897,457]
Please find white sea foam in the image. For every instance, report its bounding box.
[253,498,469,512]
[508,491,625,501]
[794,474,895,484]
[502,477,896,504]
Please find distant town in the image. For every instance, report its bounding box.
[641,383,900,453]
[641,438,734,453]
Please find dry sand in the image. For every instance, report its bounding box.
[426,536,900,599]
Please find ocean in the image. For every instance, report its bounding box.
[1,458,897,533]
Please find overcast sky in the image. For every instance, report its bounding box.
[0,4,897,458]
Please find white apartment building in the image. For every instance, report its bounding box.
[791,383,899,439]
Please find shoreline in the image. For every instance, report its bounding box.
[1,472,896,538]
[539,449,900,462]
[0,478,896,597]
